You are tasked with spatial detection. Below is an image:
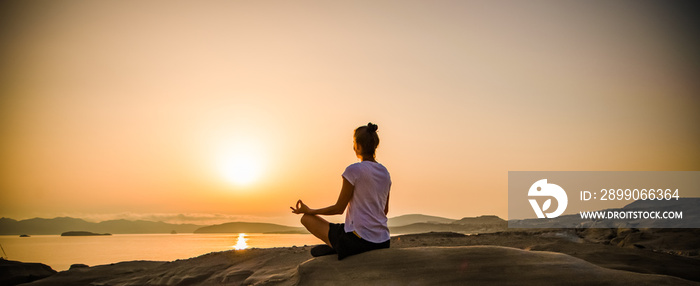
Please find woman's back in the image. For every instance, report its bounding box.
[342,161,391,243]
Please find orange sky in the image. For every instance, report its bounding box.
[1,1,698,226]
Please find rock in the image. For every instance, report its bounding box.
[19,248,313,286]
[0,259,56,286]
[616,228,636,237]
[12,231,700,285]
[297,246,696,285]
[69,264,89,270]
[578,228,616,244]
[22,261,165,286]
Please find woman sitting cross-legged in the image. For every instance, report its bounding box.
[290,122,391,260]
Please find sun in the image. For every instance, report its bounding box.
[212,136,268,187]
[220,152,263,186]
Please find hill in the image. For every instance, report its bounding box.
[0,213,510,236]
[390,215,507,234]
[92,219,202,234]
[0,217,202,235]
[193,222,307,234]
[452,215,506,225]
[387,214,455,227]
[0,217,93,235]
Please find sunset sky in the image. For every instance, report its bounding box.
[1,1,698,226]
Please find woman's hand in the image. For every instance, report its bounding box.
[290,199,310,214]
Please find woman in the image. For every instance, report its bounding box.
[290,122,391,259]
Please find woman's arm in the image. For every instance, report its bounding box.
[291,177,354,215]
[384,192,390,215]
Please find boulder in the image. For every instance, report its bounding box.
[0,259,56,286]
[297,246,696,285]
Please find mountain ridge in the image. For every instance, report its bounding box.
[193,222,306,234]
[0,217,203,235]
[387,214,456,227]
[0,214,507,235]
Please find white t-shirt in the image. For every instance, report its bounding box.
[341,161,391,243]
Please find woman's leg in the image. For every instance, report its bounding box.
[300,214,331,246]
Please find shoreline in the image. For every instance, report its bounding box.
[0,233,322,272]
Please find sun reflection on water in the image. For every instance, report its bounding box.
[233,233,248,250]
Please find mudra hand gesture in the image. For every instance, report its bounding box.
[290,200,310,214]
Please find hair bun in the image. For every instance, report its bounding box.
[367,122,378,132]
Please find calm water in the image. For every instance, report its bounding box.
[0,233,320,271]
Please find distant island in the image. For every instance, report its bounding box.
[0,217,203,235]
[193,222,307,234]
[1,214,505,236]
[190,215,509,234]
[60,231,111,236]
[387,214,457,227]
[389,214,507,234]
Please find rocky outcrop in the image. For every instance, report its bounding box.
[17,230,700,285]
[577,228,700,257]
[0,259,56,286]
[20,246,699,286]
[298,246,696,286]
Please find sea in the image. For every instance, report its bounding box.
[0,233,320,271]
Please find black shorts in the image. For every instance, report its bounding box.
[328,223,390,260]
